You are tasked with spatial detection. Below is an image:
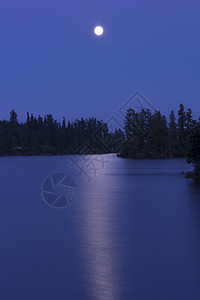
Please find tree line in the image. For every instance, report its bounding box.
[0,110,124,155]
[120,103,200,182]
[120,103,196,158]
[0,104,198,158]
[1,104,200,181]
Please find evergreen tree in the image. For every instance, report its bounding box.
[10,109,18,125]
[177,103,186,156]
[186,122,200,182]
[168,110,177,156]
[147,111,168,157]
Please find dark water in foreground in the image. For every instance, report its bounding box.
[0,155,200,300]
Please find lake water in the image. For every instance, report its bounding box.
[0,155,200,300]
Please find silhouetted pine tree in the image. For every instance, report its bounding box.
[168,110,177,156]
[186,121,200,182]
[177,104,186,156]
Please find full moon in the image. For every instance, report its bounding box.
[94,26,104,36]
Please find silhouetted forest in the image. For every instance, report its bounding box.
[120,103,196,158]
[0,110,124,155]
[0,104,199,165]
[186,122,200,183]
[119,103,200,182]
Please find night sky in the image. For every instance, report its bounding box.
[0,0,200,122]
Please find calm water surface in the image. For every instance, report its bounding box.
[0,155,200,300]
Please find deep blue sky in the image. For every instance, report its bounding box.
[0,0,200,122]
